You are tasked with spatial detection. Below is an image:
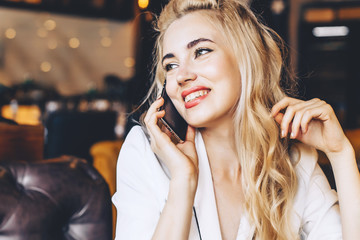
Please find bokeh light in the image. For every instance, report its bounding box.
[44,19,56,31]
[40,61,52,72]
[138,0,149,9]
[69,37,80,48]
[124,57,135,68]
[5,28,16,39]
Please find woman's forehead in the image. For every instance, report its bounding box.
[162,12,223,52]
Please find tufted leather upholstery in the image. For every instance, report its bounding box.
[0,156,112,240]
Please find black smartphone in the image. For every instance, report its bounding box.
[158,82,188,143]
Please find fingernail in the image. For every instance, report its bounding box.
[281,130,285,138]
[290,132,295,139]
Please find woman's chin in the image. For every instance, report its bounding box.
[185,118,208,129]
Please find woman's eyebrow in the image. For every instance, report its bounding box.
[187,38,214,49]
[161,38,214,64]
[161,53,175,65]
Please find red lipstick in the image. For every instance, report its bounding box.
[181,86,210,109]
[181,86,210,99]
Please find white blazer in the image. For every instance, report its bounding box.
[112,126,342,240]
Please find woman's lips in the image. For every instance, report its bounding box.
[181,86,210,109]
[185,94,209,109]
[184,90,210,103]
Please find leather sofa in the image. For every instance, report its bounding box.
[0,156,112,240]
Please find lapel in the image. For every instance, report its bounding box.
[189,131,222,240]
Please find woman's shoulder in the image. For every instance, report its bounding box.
[119,125,170,177]
[113,125,170,219]
[117,125,152,166]
[124,125,149,143]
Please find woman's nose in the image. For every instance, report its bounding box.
[176,64,197,85]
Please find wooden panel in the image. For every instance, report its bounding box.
[0,123,44,162]
[339,7,360,20]
[304,8,335,23]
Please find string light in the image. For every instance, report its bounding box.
[138,0,149,9]
[44,19,56,31]
[69,37,80,48]
[124,57,135,68]
[5,28,16,39]
[40,61,52,72]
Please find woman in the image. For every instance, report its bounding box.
[112,0,360,239]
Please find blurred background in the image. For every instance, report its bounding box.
[0,0,359,237]
[1,0,360,153]
[0,0,359,165]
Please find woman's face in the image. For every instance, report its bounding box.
[162,12,241,129]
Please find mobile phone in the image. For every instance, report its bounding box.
[158,82,188,143]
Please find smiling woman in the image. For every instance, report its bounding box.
[161,17,241,129]
[112,0,360,240]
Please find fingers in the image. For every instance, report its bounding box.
[287,99,324,138]
[144,98,193,153]
[271,97,303,138]
[144,98,169,149]
[271,97,332,139]
[270,97,298,117]
[145,99,199,178]
[145,110,165,140]
[292,101,325,137]
[184,125,196,143]
[144,97,164,125]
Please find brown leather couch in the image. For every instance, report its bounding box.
[0,156,112,240]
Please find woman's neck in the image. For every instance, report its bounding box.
[200,124,240,180]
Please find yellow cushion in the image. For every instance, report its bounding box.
[90,140,123,239]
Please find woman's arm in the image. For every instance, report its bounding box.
[271,97,360,239]
[144,97,199,240]
[326,145,360,240]
[152,177,197,239]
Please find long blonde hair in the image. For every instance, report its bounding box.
[149,0,299,239]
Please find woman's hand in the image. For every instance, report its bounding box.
[145,98,199,240]
[271,97,360,240]
[271,97,353,161]
[144,97,199,182]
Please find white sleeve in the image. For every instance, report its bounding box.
[112,126,164,240]
[294,144,342,240]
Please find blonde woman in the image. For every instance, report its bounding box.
[112,0,360,239]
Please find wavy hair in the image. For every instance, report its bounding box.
[147,0,299,239]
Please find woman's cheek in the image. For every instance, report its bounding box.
[165,80,179,100]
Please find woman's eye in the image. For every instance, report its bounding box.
[164,63,177,72]
[195,48,213,58]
